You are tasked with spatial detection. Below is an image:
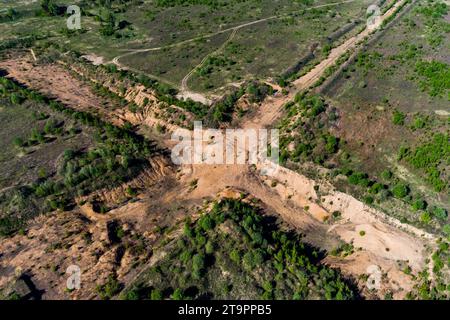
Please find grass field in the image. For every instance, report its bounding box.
[278,0,450,234]
[324,1,450,113]
[322,0,449,193]
[119,0,375,94]
[120,31,231,87]
[187,1,370,93]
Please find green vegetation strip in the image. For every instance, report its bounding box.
[123,198,356,300]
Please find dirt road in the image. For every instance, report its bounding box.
[241,0,408,129]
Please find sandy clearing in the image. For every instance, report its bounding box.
[325,250,416,299]
[263,164,432,268]
[81,54,104,66]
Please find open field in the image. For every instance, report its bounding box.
[324,1,450,113]
[117,0,376,96]
[187,1,370,93]
[120,31,231,87]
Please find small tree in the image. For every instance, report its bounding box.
[150,289,163,300]
[96,275,121,300]
[412,199,427,211]
[199,215,215,231]
[40,0,59,16]
[192,253,205,278]
[381,170,393,180]
[205,241,214,254]
[100,10,116,36]
[6,8,18,20]
[432,207,448,220]
[443,224,450,238]
[229,249,240,264]
[10,93,23,105]
[64,149,75,161]
[420,212,431,224]
[392,183,409,198]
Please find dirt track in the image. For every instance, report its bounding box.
[0,0,430,300]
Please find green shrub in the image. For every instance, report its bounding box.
[420,212,432,224]
[415,60,450,97]
[431,207,448,220]
[123,289,139,300]
[413,116,426,129]
[205,241,214,254]
[229,249,241,264]
[192,253,205,277]
[13,137,24,147]
[399,134,448,192]
[348,172,369,186]
[369,183,383,194]
[443,225,450,237]
[381,170,393,180]
[363,196,374,204]
[150,289,163,300]
[171,288,184,300]
[10,92,24,105]
[199,215,215,231]
[412,199,427,211]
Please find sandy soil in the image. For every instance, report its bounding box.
[0,54,191,134]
